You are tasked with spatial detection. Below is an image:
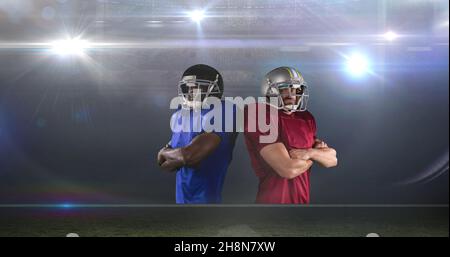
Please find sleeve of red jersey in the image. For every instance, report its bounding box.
[244,103,281,152]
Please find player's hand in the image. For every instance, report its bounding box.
[157,147,184,172]
[160,159,179,173]
[289,149,312,160]
[157,147,169,166]
[313,139,328,149]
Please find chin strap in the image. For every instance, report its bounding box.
[182,101,203,111]
[282,104,299,112]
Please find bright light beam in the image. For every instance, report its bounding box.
[188,10,205,23]
[383,31,398,41]
[346,53,370,78]
[51,38,90,56]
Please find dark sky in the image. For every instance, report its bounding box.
[0,0,448,204]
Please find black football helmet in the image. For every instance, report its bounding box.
[178,64,224,109]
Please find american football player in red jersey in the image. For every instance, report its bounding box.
[244,66,338,204]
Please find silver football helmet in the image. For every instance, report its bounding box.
[261,66,309,112]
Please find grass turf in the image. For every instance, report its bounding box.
[0,206,447,237]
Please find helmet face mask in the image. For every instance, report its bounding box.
[268,83,308,113]
[263,67,309,113]
[177,65,223,109]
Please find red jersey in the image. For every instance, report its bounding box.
[244,103,317,204]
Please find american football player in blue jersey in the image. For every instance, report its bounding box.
[157,64,238,204]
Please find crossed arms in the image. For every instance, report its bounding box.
[259,139,338,179]
[158,132,337,180]
[157,133,221,172]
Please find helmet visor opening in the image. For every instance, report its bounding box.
[178,79,221,105]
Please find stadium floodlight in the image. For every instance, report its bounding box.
[188,10,205,23]
[383,31,398,41]
[51,38,90,56]
[346,52,370,77]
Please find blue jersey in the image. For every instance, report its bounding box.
[169,100,237,204]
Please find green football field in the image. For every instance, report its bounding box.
[0,206,447,237]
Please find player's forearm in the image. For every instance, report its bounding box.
[309,148,338,168]
[280,159,314,179]
[158,133,221,171]
[178,144,207,167]
[159,145,205,169]
[180,133,222,167]
[260,143,314,180]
